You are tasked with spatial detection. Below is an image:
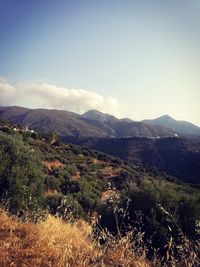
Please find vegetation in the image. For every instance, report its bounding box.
[0,121,199,266]
[0,134,44,213]
[0,208,152,267]
[0,205,199,267]
[69,136,200,184]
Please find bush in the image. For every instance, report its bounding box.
[0,135,44,212]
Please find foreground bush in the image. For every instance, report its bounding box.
[0,135,44,212]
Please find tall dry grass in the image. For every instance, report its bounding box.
[0,209,150,267]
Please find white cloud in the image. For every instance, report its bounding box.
[0,78,17,105]
[0,78,121,117]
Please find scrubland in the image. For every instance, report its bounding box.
[0,209,151,267]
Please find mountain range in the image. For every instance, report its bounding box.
[1,106,199,138]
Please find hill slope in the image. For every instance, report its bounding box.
[0,123,199,265]
[0,106,107,137]
[66,136,200,184]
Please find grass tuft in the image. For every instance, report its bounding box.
[0,209,150,267]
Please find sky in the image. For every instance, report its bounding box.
[0,0,200,125]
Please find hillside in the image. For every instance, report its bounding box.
[0,106,107,137]
[0,121,199,265]
[0,106,178,138]
[66,136,200,184]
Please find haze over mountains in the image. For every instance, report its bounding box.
[143,115,200,137]
[1,106,200,139]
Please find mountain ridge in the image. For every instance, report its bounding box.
[1,106,200,137]
[143,114,200,136]
[0,106,180,138]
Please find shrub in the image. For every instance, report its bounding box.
[0,135,44,212]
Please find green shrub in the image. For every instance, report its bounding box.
[0,135,44,212]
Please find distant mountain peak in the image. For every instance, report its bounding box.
[83,109,105,116]
[159,114,173,119]
[153,114,176,123]
[143,114,200,136]
[120,118,134,123]
[82,109,118,122]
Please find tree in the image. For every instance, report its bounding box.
[0,134,44,212]
[45,131,59,145]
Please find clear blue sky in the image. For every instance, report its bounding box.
[0,0,200,125]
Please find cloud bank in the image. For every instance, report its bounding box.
[0,78,121,117]
[0,78,17,105]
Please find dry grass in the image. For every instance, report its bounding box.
[0,209,150,267]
